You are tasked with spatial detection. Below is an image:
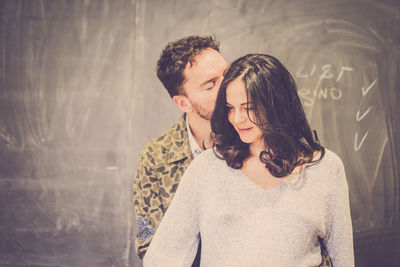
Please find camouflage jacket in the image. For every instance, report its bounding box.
[133,115,194,259]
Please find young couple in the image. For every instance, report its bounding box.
[134,36,354,267]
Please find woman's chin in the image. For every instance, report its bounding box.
[239,136,252,144]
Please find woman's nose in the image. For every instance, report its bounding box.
[234,110,246,124]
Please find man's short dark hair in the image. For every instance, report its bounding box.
[156,35,220,98]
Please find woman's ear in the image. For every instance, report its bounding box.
[173,95,193,113]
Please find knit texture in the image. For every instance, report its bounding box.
[144,148,354,267]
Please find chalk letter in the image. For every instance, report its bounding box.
[330,87,342,100]
[336,66,354,82]
[354,130,369,152]
[356,106,372,122]
[298,88,314,107]
[310,65,317,76]
[318,88,328,99]
[362,79,377,96]
[296,66,308,78]
[319,64,333,79]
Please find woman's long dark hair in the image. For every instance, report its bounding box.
[211,54,324,178]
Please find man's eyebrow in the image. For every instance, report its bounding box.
[200,77,217,86]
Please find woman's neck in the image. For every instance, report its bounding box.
[249,138,265,158]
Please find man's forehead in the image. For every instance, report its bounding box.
[181,48,226,91]
[185,48,217,68]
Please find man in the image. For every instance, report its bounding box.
[134,35,333,267]
[133,35,227,266]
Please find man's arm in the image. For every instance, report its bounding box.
[133,152,164,259]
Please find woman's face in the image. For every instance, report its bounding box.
[226,77,263,144]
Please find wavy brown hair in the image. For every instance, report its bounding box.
[211,54,324,178]
[156,35,220,98]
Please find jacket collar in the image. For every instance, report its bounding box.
[166,114,194,164]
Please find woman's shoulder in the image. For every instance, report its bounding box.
[310,148,347,186]
[180,148,228,188]
[319,148,345,170]
[185,148,225,172]
[192,148,224,164]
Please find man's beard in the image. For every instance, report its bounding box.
[190,100,213,120]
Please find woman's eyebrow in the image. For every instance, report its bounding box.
[225,102,253,106]
[241,102,254,106]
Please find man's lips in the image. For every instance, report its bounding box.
[237,127,253,133]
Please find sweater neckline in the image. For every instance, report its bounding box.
[235,166,305,194]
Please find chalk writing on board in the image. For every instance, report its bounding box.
[361,79,377,96]
[296,65,354,81]
[355,106,372,122]
[354,79,377,152]
[296,64,353,107]
[354,130,370,152]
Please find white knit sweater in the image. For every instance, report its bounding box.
[144,148,354,267]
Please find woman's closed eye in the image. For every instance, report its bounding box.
[225,104,254,112]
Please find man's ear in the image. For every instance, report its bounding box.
[173,95,192,113]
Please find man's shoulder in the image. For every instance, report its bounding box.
[138,115,191,166]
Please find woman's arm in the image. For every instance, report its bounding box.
[325,158,355,267]
[143,155,204,267]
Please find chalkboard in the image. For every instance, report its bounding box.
[1,0,399,267]
[0,0,140,266]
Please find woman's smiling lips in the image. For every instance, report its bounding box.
[237,127,253,133]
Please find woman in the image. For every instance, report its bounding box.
[144,54,354,267]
